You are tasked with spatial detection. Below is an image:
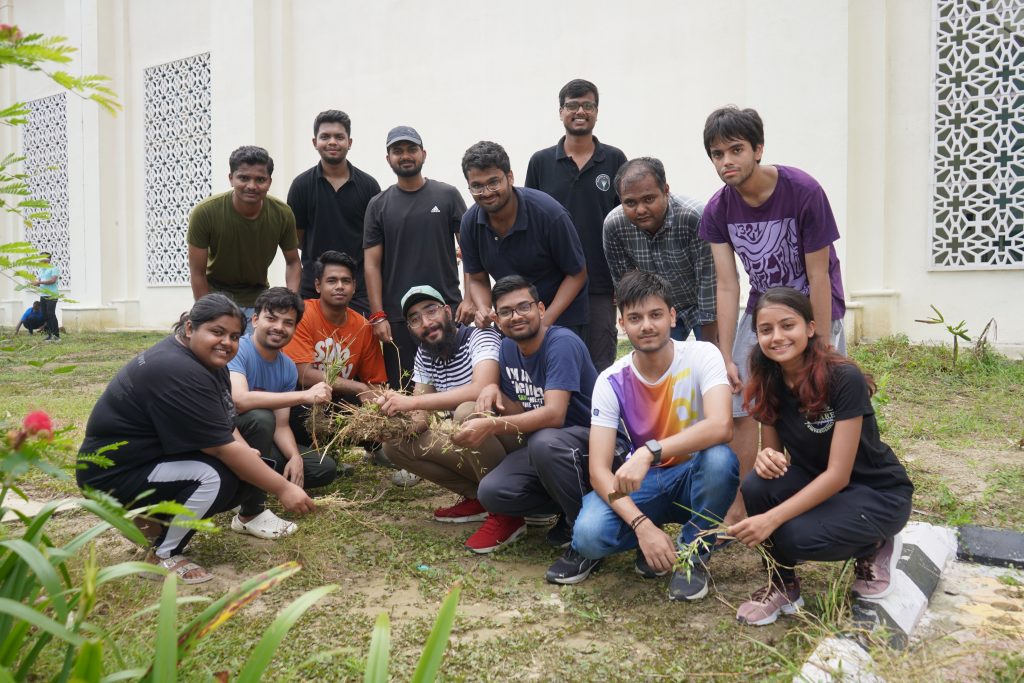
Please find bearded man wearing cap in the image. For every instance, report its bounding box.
[375,284,509,539]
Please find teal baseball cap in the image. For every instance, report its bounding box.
[401,285,445,317]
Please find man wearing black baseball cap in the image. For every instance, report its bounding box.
[364,126,469,390]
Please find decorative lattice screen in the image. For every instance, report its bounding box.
[931,0,1024,269]
[23,93,72,290]
[144,52,213,285]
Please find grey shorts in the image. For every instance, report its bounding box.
[731,313,846,418]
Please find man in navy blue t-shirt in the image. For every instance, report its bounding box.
[459,141,589,340]
[454,275,608,585]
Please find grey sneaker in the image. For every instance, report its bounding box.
[634,549,669,579]
[544,548,602,585]
[391,469,420,487]
[668,555,709,601]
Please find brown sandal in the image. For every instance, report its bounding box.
[140,553,213,584]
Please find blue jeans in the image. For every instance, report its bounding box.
[670,306,703,342]
[572,444,738,560]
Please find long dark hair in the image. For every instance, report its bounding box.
[742,287,870,424]
[173,293,244,339]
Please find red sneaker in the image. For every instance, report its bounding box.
[433,497,488,524]
[464,513,525,554]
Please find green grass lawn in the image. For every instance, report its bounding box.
[3,329,1022,681]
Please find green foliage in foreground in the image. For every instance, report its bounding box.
[2,331,1021,680]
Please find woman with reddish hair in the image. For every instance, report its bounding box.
[727,287,913,626]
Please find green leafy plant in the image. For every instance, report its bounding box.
[915,305,971,370]
[364,583,462,683]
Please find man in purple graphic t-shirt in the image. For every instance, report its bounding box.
[698,106,846,526]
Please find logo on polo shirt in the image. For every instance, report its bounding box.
[595,174,611,192]
[430,206,441,213]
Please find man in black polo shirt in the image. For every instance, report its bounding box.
[459,140,589,339]
[364,126,468,389]
[526,79,626,371]
[287,110,381,314]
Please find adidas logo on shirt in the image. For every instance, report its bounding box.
[430,206,441,213]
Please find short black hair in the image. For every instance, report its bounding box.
[461,140,511,178]
[314,109,351,137]
[614,157,668,195]
[558,79,599,107]
[253,286,305,325]
[229,145,274,176]
[703,106,765,157]
[615,270,673,313]
[491,275,538,306]
[314,250,357,282]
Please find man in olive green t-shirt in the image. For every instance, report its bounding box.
[187,146,301,312]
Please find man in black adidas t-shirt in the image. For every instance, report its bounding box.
[363,126,469,389]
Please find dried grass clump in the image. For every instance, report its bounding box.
[305,401,420,448]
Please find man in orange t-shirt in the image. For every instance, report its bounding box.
[283,251,386,445]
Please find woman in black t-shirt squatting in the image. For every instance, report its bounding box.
[77,294,315,583]
[726,287,913,626]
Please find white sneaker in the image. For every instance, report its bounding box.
[231,510,298,539]
[391,469,421,487]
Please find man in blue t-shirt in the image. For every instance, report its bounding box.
[14,302,45,335]
[32,251,61,341]
[456,275,607,585]
[228,287,336,540]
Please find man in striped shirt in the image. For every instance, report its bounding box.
[377,285,509,529]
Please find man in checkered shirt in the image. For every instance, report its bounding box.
[602,157,718,342]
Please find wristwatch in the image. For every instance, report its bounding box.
[645,439,662,465]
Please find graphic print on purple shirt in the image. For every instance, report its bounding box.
[728,218,807,297]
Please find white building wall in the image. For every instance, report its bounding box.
[0,0,1019,347]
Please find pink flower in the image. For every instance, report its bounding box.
[23,410,53,436]
[0,24,22,41]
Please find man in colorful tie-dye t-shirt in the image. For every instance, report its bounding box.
[571,271,738,601]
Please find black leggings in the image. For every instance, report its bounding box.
[79,454,243,558]
[40,296,59,338]
[741,466,912,582]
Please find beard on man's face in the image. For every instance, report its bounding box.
[418,317,458,357]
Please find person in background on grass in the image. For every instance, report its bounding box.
[525,78,627,371]
[375,285,505,534]
[281,250,416,486]
[33,251,61,341]
[187,146,301,328]
[728,287,912,626]
[460,276,610,586]
[698,106,847,527]
[77,294,315,584]
[364,125,469,390]
[13,301,45,335]
[572,271,737,597]
[228,287,339,540]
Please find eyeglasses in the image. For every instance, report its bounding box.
[562,101,597,112]
[468,176,505,196]
[407,303,445,329]
[495,301,537,319]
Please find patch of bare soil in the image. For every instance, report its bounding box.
[903,442,1021,501]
